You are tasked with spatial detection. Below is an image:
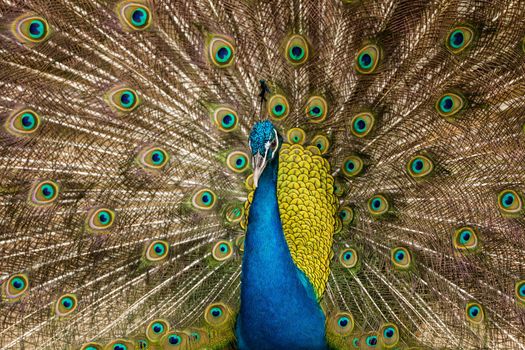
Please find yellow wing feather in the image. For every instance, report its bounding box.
[242,143,337,298]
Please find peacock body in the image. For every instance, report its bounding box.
[1,0,525,349]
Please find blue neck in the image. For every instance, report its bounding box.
[236,155,327,350]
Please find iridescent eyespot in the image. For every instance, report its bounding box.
[407,155,433,178]
[446,26,475,54]
[192,189,217,210]
[2,274,29,301]
[363,333,379,348]
[106,339,134,350]
[145,240,169,262]
[285,35,309,65]
[54,294,78,317]
[146,319,170,342]
[379,323,399,348]
[342,155,364,178]
[106,86,141,113]
[161,331,188,348]
[136,339,148,350]
[29,180,59,206]
[12,14,50,44]
[350,112,375,137]
[355,44,381,74]
[186,328,209,346]
[465,302,484,324]
[223,203,244,225]
[339,248,358,269]
[79,342,103,350]
[235,235,245,252]
[352,337,360,348]
[117,1,152,31]
[368,194,389,216]
[5,109,42,136]
[208,35,236,68]
[212,240,233,262]
[310,135,330,155]
[226,151,250,173]
[391,247,412,270]
[515,280,525,304]
[333,179,347,197]
[286,128,306,145]
[267,94,290,120]
[338,206,354,225]
[138,147,169,170]
[498,189,523,215]
[204,302,231,327]
[305,96,328,123]
[435,92,465,118]
[329,312,354,336]
[87,208,115,231]
[213,107,238,132]
[453,227,479,251]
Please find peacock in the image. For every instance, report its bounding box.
[2,0,525,349]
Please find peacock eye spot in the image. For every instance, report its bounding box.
[519,285,525,296]
[219,243,228,253]
[61,297,73,309]
[344,252,352,260]
[396,252,404,261]
[21,114,35,128]
[274,104,283,112]
[503,193,515,207]
[210,307,222,317]
[452,31,464,46]
[131,8,147,26]
[372,199,381,209]
[356,119,366,131]
[413,159,423,171]
[113,345,126,350]
[338,317,349,327]
[360,53,371,65]
[202,194,210,203]
[152,323,163,333]
[216,46,232,62]
[468,305,480,317]
[366,335,378,346]
[291,46,304,59]
[168,335,180,345]
[384,328,394,338]
[29,20,44,38]
[11,277,24,290]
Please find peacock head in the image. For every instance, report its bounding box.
[249,120,281,188]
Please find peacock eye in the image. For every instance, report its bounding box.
[453,226,479,251]
[465,302,484,324]
[54,294,78,317]
[6,109,42,136]
[146,319,169,342]
[211,240,233,261]
[342,155,364,178]
[390,247,412,270]
[208,35,236,68]
[204,302,231,327]
[379,323,399,347]
[285,35,309,65]
[446,25,475,54]
[117,1,152,31]
[12,14,51,44]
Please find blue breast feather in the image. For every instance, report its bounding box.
[236,155,327,350]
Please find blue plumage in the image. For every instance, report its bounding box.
[236,124,327,350]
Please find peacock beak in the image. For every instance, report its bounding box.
[252,150,269,189]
